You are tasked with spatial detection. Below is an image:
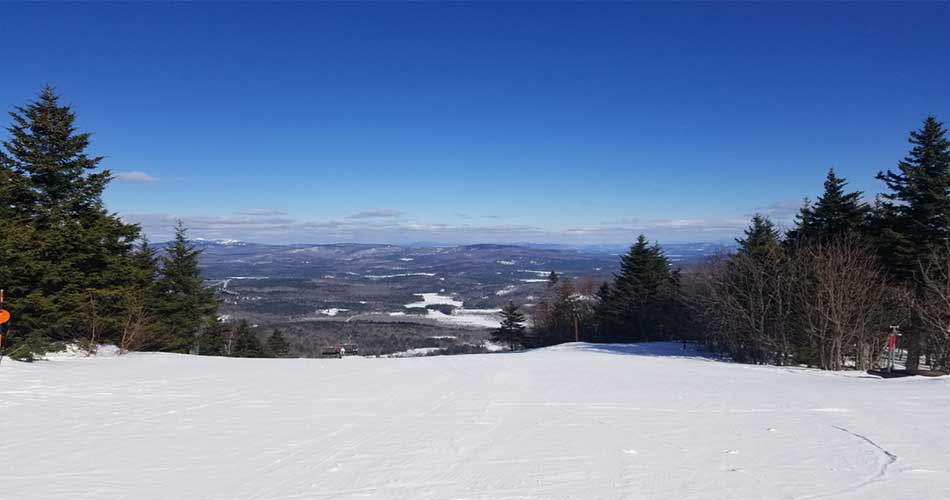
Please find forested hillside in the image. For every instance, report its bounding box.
[529,117,950,373]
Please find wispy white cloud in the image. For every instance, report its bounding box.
[346,209,405,219]
[238,208,288,217]
[122,212,553,245]
[748,200,803,222]
[123,199,801,245]
[114,171,158,184]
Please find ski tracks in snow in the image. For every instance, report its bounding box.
[795,425,899,500]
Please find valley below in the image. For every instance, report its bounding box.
[194,241,725,356]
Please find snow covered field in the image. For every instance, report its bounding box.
[2,343,949,499]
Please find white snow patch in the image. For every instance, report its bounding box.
[517,269,551,276]
[365,272,436,279]
[483,340,508,352]
[3,342,948,499]
[386,347,444,358]
[405,293,463,309]
[425,309,501,329]
[318,308,349,316]
[42,343,121,360]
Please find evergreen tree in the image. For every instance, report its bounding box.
[131,238,160,288]
[785,198,813,247]
[197,318,229,356]
[266,328,290,357]
[0,85,111,219]
[0,87,141,356]
[492,302,527,351]
[596,235,677,342]
[787,169,868,245]
[876,116,950,372]
[737,214,782,259]
[232,320,264,357]
[546,271,559,288]
[154,221,218,352]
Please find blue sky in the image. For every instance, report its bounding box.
[1,3,949,245]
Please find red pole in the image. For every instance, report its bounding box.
[0,289,5,366]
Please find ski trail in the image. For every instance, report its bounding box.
[796,425,898,500]
[831,425,898,485]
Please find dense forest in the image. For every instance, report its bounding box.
[3,88,950,372]
[0,87,274,360]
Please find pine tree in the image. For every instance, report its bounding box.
[0,87,141,356]
[267,328,290,357]
[232,320,264,357]
[876,116,950,372]
[0,85,111,219]
[596,235,677,342]
[811,169,868,235]
[492,302,527,351]
[546,271,559,288]
[737,215,782,259]
[787,169,868,245]
[198,318,229,356]
[785,198,813,247]
[155,221,218,352]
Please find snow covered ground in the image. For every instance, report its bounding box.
[2,343,949,499]
[403,292,502,328]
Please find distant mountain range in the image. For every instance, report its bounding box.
[179,239,735,263]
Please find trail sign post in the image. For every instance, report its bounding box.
[0,289,7,366]
[888,325,901,373]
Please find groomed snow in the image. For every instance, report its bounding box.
[2,343,949,499]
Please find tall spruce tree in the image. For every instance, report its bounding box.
[0,85,111,219]
[737,215,782,259]
[492,302,527,351]
[596,235,677,342]
[155,221,218,352]
[787,169,868,245]
[0,87,141,356]
[876,116,950,372]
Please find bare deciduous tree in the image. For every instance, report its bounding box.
[917,243,950,370]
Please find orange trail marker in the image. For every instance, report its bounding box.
[0,309,9,325]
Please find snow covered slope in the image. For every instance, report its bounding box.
[2,343,949,499]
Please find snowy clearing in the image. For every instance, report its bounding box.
[404,292,463,309]
[424,308,502,329]
[317,307,349,316]
[1,343,949,499]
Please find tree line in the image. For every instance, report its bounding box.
[0,87,289,360]
[5,88,950,371]
[509,116,950,373]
